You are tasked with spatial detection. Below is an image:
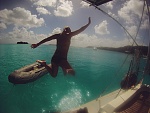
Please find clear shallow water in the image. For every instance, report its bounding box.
[0,44,149,113]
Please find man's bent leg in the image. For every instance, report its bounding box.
[60,60,75,76]
[51,62,59,78]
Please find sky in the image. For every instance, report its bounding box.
[0,0,149,47]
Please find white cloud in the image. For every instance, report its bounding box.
[72,33,132,48]
[54,0,73,17]
[0,25,138,47]
[1,26,60,44]
[7,27,32,39]
[94,20,110,35]
[36,7,51,15]
[141,19,149,29]
[51,27,62,34]
[117,0,149,45]
[126,25,137,38]
[96,37,131,47]
[72,34,100,47]
[33,0,57,7]
[80,1,90,8]
[31,0,74,17]
[0,22,7,29]
[105,1,114,9]
[0,7,44,28]
[1,26,50,44]
[108,11,119,20]
[118,0,144,24]
[35,34,48,41]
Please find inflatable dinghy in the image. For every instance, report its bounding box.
[8,62,50,84]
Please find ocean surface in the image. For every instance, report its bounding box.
[0,44,150,113]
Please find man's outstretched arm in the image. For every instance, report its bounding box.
[71,17,91,37]
[31,34,58,48]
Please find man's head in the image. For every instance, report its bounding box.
[62,26,71,34]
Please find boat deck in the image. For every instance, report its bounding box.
[63,84,142,113]
[115,85,150,113]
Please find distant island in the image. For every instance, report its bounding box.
[87,46,148,56]
[17,41,28,44]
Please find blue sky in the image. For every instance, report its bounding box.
[0,0,149,47]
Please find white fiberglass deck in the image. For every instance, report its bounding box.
[64,84,141,113]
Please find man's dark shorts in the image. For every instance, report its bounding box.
[51,56,67,65]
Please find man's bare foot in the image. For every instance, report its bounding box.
[36,60,46,66]
[66,69,75,76]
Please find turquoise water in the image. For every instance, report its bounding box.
[0,44,150,113]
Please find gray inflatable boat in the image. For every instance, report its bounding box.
[8,62,50,84]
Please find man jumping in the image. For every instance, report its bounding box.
[31,17,91,77]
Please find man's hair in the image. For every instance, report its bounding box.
[64,26,71,32]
